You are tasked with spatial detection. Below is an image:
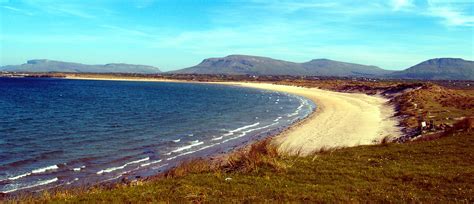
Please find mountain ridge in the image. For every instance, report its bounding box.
[389,58,473,80]
[1,59,161,73]
[171,55,391,77]
[2,56,473,80]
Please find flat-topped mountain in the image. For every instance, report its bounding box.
[171,55,390,77]
[389,58,474,80]
[171,55,305,75]
[1,59,161,73]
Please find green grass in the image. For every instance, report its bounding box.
[13,131,474,203]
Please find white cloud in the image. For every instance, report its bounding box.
[1,5,34,15]
[391,0,414,11]
[427,0,474,26]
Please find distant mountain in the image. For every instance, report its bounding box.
[390,58,474,80]
[171,55,390,77]
[301,59,392,77]
[171,55,306,75]
[4,57,472,80]
[1,59,161,73]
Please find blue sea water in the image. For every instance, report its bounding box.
[0,77,315,193]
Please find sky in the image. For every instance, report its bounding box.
[0,0,473,71]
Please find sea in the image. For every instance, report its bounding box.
[0,77,315,194]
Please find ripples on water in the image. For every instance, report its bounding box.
[0,78,315,193]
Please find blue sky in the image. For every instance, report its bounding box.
[1,0,473,71]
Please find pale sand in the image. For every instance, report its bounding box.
[65,76,402,156]
[231,82,402,156]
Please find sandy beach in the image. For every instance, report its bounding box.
[66,76,402,156]
[232,82,402,156]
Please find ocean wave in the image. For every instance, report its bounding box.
[171,141,204,153]
[165,121,282,161]
[6,172,31,181]
[97,157,149,174]
[32,165,59,174]
[140,159,162,167]
[221,122,261,138]
[211,136,223,141]
[73,165,86,172]
[231,122,260,133]
[222,132,234,137]
[287,98,308,117]
[287,111,299,117]
[274,116,283,122]
[166,143,219,161]
[2,177,58,194]
[5,164,59,181]
[66,178,79,185]
[222,122,279,143]
[99,165,143,184]
[172,139,180,143]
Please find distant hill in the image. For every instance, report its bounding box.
[1,59,161,73]
[171,55,391,77]
[171,55,305,75]
[389,58,474,80]
[301,59,392,77]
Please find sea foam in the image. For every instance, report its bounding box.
[97,157,149,174]
[2,177,58,193]
[6,164,59,181]
[171,141,204,153]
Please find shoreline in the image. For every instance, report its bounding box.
[65,75,402,156]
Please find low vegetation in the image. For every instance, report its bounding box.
[7,118,473,203]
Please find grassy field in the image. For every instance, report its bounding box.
[11,128,473,203]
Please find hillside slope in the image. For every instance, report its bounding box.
[390,58,474,80]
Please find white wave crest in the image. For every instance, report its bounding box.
[31,165,59,174]
[7,172,31,181]
[6,164,59,181]
[222,122,279,143]
[2,177,58,193]
[140,159,162,167]
[171,141,204,153]
[97,157,149,174]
